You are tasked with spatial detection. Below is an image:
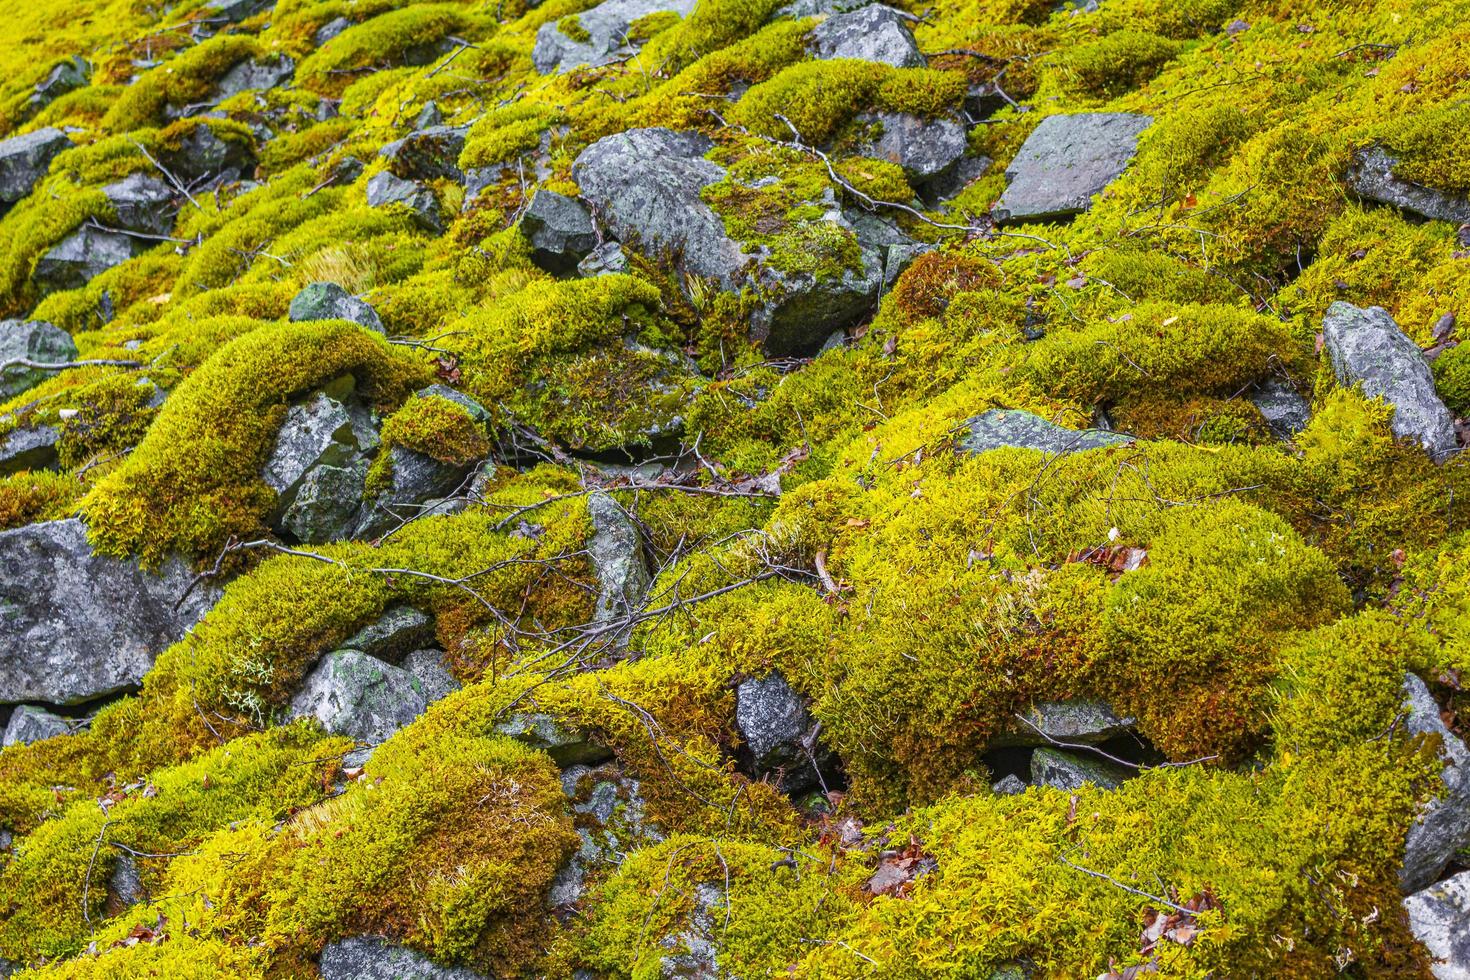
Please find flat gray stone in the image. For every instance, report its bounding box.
[587,492,649,623]
[957,409,1131,456]
[352,445,472,540]
[994,113,1151,225]
[1323,302,1458,460]
[288,282,384,333]
[212,55,294,103]
[0,424,59,475]
[1348,146,1470,225]
[854,112,968,185]
[289,649,432,745]
[401,648,458,704]
[578,241,629,277]
[735,672,832,795]
[2,704,75,746]
[992,774,1027,795]
[1249,377,1311,441]
[1404,869,1470,979]
[0,128,70,203]
[0,319,77,400]
[318,937,487,980]
[1401,673,1470,894]
[100,173,178,237]
[532,0,698,74]
[992,699,1135,748]
[203,0,275,21]
[810,5,924,68]
[552,762,660,907]
[366,172,442,234]
[496,712,613,767]
[1030,747,1129,791]
[343,606,435,664]
[29,58,89,114]
[33,225,141,294]
[378,125,468,181]
[520,190,598,274]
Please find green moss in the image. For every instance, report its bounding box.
[0,470,80,531]
[1373,100,1470,193]
[367,390,491,494]
[556,14,592,42]
[101,36,261,132]
[1046,29,1185,101]
[458,101,564,170]
[297,5,470,95]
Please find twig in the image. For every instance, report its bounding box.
[0,357,142,374]
[128,138,202,213]
[1057,853,1193,915]
[81,812,112,924]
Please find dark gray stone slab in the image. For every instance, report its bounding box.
[994,113,1151,225]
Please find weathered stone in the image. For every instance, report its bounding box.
[289,649,433,745]
[853,111,967,185]
[957,409,1131,456]
[318,936,487,980]
[366,171,442,233]
[352,445,472,539]
[735,672,833,795]
[1249,377,1312,441]
[587,492,650,623]
[378,125,468,181]
[1349,146,1470,225]
[992,774,1028,796]
[992,699,1135,748]
[0,320,77,400]
[343,606,436,664]
[520,190,598,274]
[212,55,295,103]
[401,648,459,704]
[1030,747,1129,791]
[0,424,60,475]
[552,762,661,907]
[109,853,144,909]
[533,0,698,75]
[203,0,275,22]
[1323,302,1458,460]
[288,282,385,333]
[1401,673,1470,894]
[845,209,930,287]
[929,154,993,204]
[263,385,378,543]
[0,127,70,204]
[1403,869,1470,979]
[495,712,614,767]
[100,172,178,236]
[315,16,352,45]
[0,518,219,704]
[162,122,254,182]
[30,57,89,114]
[33,226,142,293]
[657,881,727,978]
[993,113,1151,225]
[578,241,629,277]
[809,5,925,68]
[415,102,443,129]
[283,462,372,543]
[2,705,74,746]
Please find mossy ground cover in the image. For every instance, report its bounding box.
[0,0,1469,975]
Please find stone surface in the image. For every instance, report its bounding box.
[1322,302,1458,460]
[533,0,698,75]
[378,125,468,181]
[495,712,614,767]
[520,189,598,274]
[853,111,968,185]
[657,881,727,978]
[288,282,385,333]
[109,852,144,909]
[992,699,1135,748]
[0,127,70,203]
[262,385,379,542]
[957,409,1131,456]
[0,319,78,400]
[1349,146,1470,225]
[318,936,487,980]
[204,0,276,21]
[162,122,254,182]
[992,773,1028,796]
[30,57,89,114]
[1249,377,1312,441]
[1400,673,1470,893]
[552,762,661,907]
[587,491,650,623]
[289,649,434,745]
[0,519,218,704]
[2,705,74,746]
[401,648,459,704]
[1404,869,1470,979]
[578,241,629,277]
[343,606,435,664]
[809,5,925,68]
[0,424,60,476]
[1030,747,1129,791]
[100,173,178,237]
[353,445,472,539]
[366,171,442,233]
[212,55,295,104]
[33,225,142,294]
[993,113,1151,225]
[735,672,833,795]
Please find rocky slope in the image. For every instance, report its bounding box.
[1,0,1469,976]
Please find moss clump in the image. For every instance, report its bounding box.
[296,5,470,95]
[53,373,160,470]
[101,35,261,132]
[459,101,564,170]
[1047,29,1185,100]
[0,470,80,530]
[1432,343,1470,416]
[555,14,592,43]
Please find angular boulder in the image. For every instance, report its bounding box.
[1030,747,1129,791]
[289,649,433,746]
[991,699,1135,748]
[956,409,1131,456]
[32,225,143,294]
[1401,673,1470,894]
[0,127,70,204]
[0,424,60,476]
[552,762,661,906]
[401,648,459,704]
[991,773,1027,795]
[0,319,77,399]
[993,113,1152,225]
[495,712,614,768]
[352,445,472,539]
[100,172,178,237]
[262,386,378,538]
[587,491,650,623]
[809,5,925,68]
[3,705,75,747]
[735,672,834,795]
[342,605,435,664]
[162,122,254,183]
[532,0,698,75]
[1348,146,1470,225]
[211,55,295,104]
[1403,869,1470,979]
[853,111,968,186]
[519,189,598,274]
[1249,377,1311,441]
[29,57,89,115]
[366,171,442,234]
[318,937,487,980]
[378,125,468,181]
[203,0,275,22]
[1322,302,1458,460]
[0,519,218,704]
[288,282,385,333]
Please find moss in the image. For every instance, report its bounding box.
[101,35,261,132]
[0,186,109,319]
[52,373,160,471]
[1373,100,1470,193]
[0,470,80,531]
[458,101,564,170]
[555,14,592,43]
[1046,29,1186,101]
[296,5,470,95]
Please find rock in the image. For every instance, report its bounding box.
[586,492,650,623]
[853,111,968,185]
[0,424,60,475]
[929,154,993,204]
[1400,673,1470,894]
[993,113,1152,225]
[578,241,629,278]
[30,57,89,114]
[401,649,459,704]
[415,102,443,129]
[1403,870,1470,979]
[1348,146,1470,225]
[809,5,925,68]
[366,171,442,234]
[552,762,660,907]
[992,773,1028,795]
[991,699,1135,748]
[845,209,930,287]
[1249,377,1311,441]
[2,705,74,746]
[735,672,833,795]
[532,0,698,75]
[162,122,254,183]
[32,225,143,294]
[1030,747,1129,791]
[352,445,471,539]
[0,518,219,704]
[289,649,433,745]
[378,125,468,181]
[288,282,385,333]
[957,409,1131,456]
[318,936,487,980]
[109,853,144,909]
[777,0,868,16]
[262,385,378,543]
[657,881,726,978]
[1322,302,1458,460]
[343,606,435,664]
[211,55,295,103]
[0,320,77,399]
[519,190,598,274]
[573,127,882,354]
[495,712,614,767]
[0,128,70,204]
[203,0,275,22]
[315,16,352,45]
[100,172,178,237]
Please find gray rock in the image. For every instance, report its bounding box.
[29,58,89,114]
[109,852,144,908]
[2,704,74,746]
[495,712,613,767]
[1349,146,1470,226]
[0,320,77,399]
[0,128,70,204]
[735,672,831,795]
[777,0,868,16]
[552,762,660,907]
[100,172,178,237]
[0,424,60,475]
[587,492,649,623]
[1249,377,1311,441]
[1030,747,1129,791]
[1401,673,1470,894]
[993,113,1151,225]
[162,122,254,183]
[809,5,925,68]
[657,881,727,978]
[211,55,295,103]
[957,409,1131,456]
[33,225,142,294]
[282,463,372,543]
[992,699,1135,748]
[263,386,379,543]
[203,0,275,22]
[401,648,459,704]
[1322,302,1458,460]
[992,773,1028,796]
[343,606,435,664]
[1404,869,1470,979]
[366,171,442,234]
[378,125,468,181]
[289,649,432,745]
[845,209,930,287]
[578,241,629,277]
[352,446,471,540]
[415,102,443,130]
[532,0,698,75]
[288,282,385,333]
[853,112,968,185]
[0,518,218,704]
[318,937,487,980]
[572,127,882,354]
[315,16,352,45]
[520,190,598,274]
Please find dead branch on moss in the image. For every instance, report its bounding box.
[80,812,112,925]
[1057,851,1195,915]
[0,356,143,374]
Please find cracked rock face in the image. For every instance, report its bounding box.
[0,127,70,203]
[262,384,379,543]
[289,649,435,746]
[319,937,488,980]
[0,319,77,399]
[1404,869,1470,979]
[809,5,925,68]
[1400,673,1470,894]
[993,113,1152,225]
[288,282,385,333]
